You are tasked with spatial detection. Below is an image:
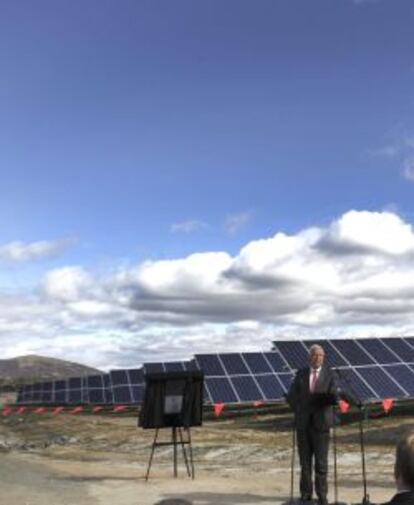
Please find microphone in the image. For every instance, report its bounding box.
[332,367,363,408]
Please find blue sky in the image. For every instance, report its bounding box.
[1,1,414,369]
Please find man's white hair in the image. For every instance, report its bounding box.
[309,344,325,355]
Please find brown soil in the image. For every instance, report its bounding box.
[1,411,412,505]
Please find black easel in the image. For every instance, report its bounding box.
[145,426,194,481]
[139,369,203,482]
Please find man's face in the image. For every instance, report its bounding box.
[310,348,325,369]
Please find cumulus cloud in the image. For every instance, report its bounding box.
[41,266,95,302]
[316,210,414,255]
[4,210,414,369]
[225,211,252,235]
[170,219,208,233]
[0,237,76,263]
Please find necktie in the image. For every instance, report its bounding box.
[310,369,318,393]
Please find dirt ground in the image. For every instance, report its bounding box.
[0,410,411,505]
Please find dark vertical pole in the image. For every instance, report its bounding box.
[173,427,178,478]
[359,406,370,505]
[145,428,159,481]
[187,427,195,480]
[178,427,191,477]
[290,423,296,504]
[333,421,338,504]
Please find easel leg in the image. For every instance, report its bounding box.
[173,427,178,477]
[145,428,159,481]
[178,427,191,477]
[187,427,195,480]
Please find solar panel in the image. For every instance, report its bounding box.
[164,361,187,372]
[357,339,401,365]
[203,382,212,404]
[85,374,106,404]
[404,337,414,350]
[194,354,226,376]
[382,364,414,397]
[255,374,286,400]
[109,370,131,403]
[335,368,377,402]
[143,362,164,373]
[109,368,144,404]
[16,386,24,404]
[242,352,273,374]
[103,374,113,404]
[40,381,53,404]
[330,339,375,366]
[67,377,85,404]
[32,383,42,403]
[143,361,195,374]
[273,341,309,369]
[128,368,145,404]
[205,377,239,403]
[231,376,263,402]
[220,354,250,375]
[17,384,32,404]
[263,352,288,372]
[356,366,406,399]
[381,338,414,363]
[277,372,295,393]
[26,384,34,404]
[54,379,68,404]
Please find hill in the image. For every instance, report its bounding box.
[0,355,101,384]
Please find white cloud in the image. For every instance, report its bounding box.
[225,211,252,235]
[170,219,208,233]
[0,237,76,263]
[318,210,414,255]
[370,133,414,182]
[4,210,414,369]
[353,0,380,4]
[402,157,414,182]
[41,266,95,302]
[370,145,400,159]
[371,131,414,183]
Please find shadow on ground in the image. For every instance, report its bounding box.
[160,492,291,504]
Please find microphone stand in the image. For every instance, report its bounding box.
[290,421,296,505]
[333,368,371,505]
[331,416,347,505]
[284,390,297,505]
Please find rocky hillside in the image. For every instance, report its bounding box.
[0,355,101,383]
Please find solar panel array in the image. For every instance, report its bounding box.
[16,361,196,405]
[15,337,414,407]
[194,352,293,404]
[271,337,414,403]
[18,375,110,405]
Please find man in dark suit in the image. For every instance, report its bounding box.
[382,431,414,505]
[287,344,338,505]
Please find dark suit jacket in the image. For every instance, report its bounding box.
[381,491,414,505]
[287,365,338,431]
